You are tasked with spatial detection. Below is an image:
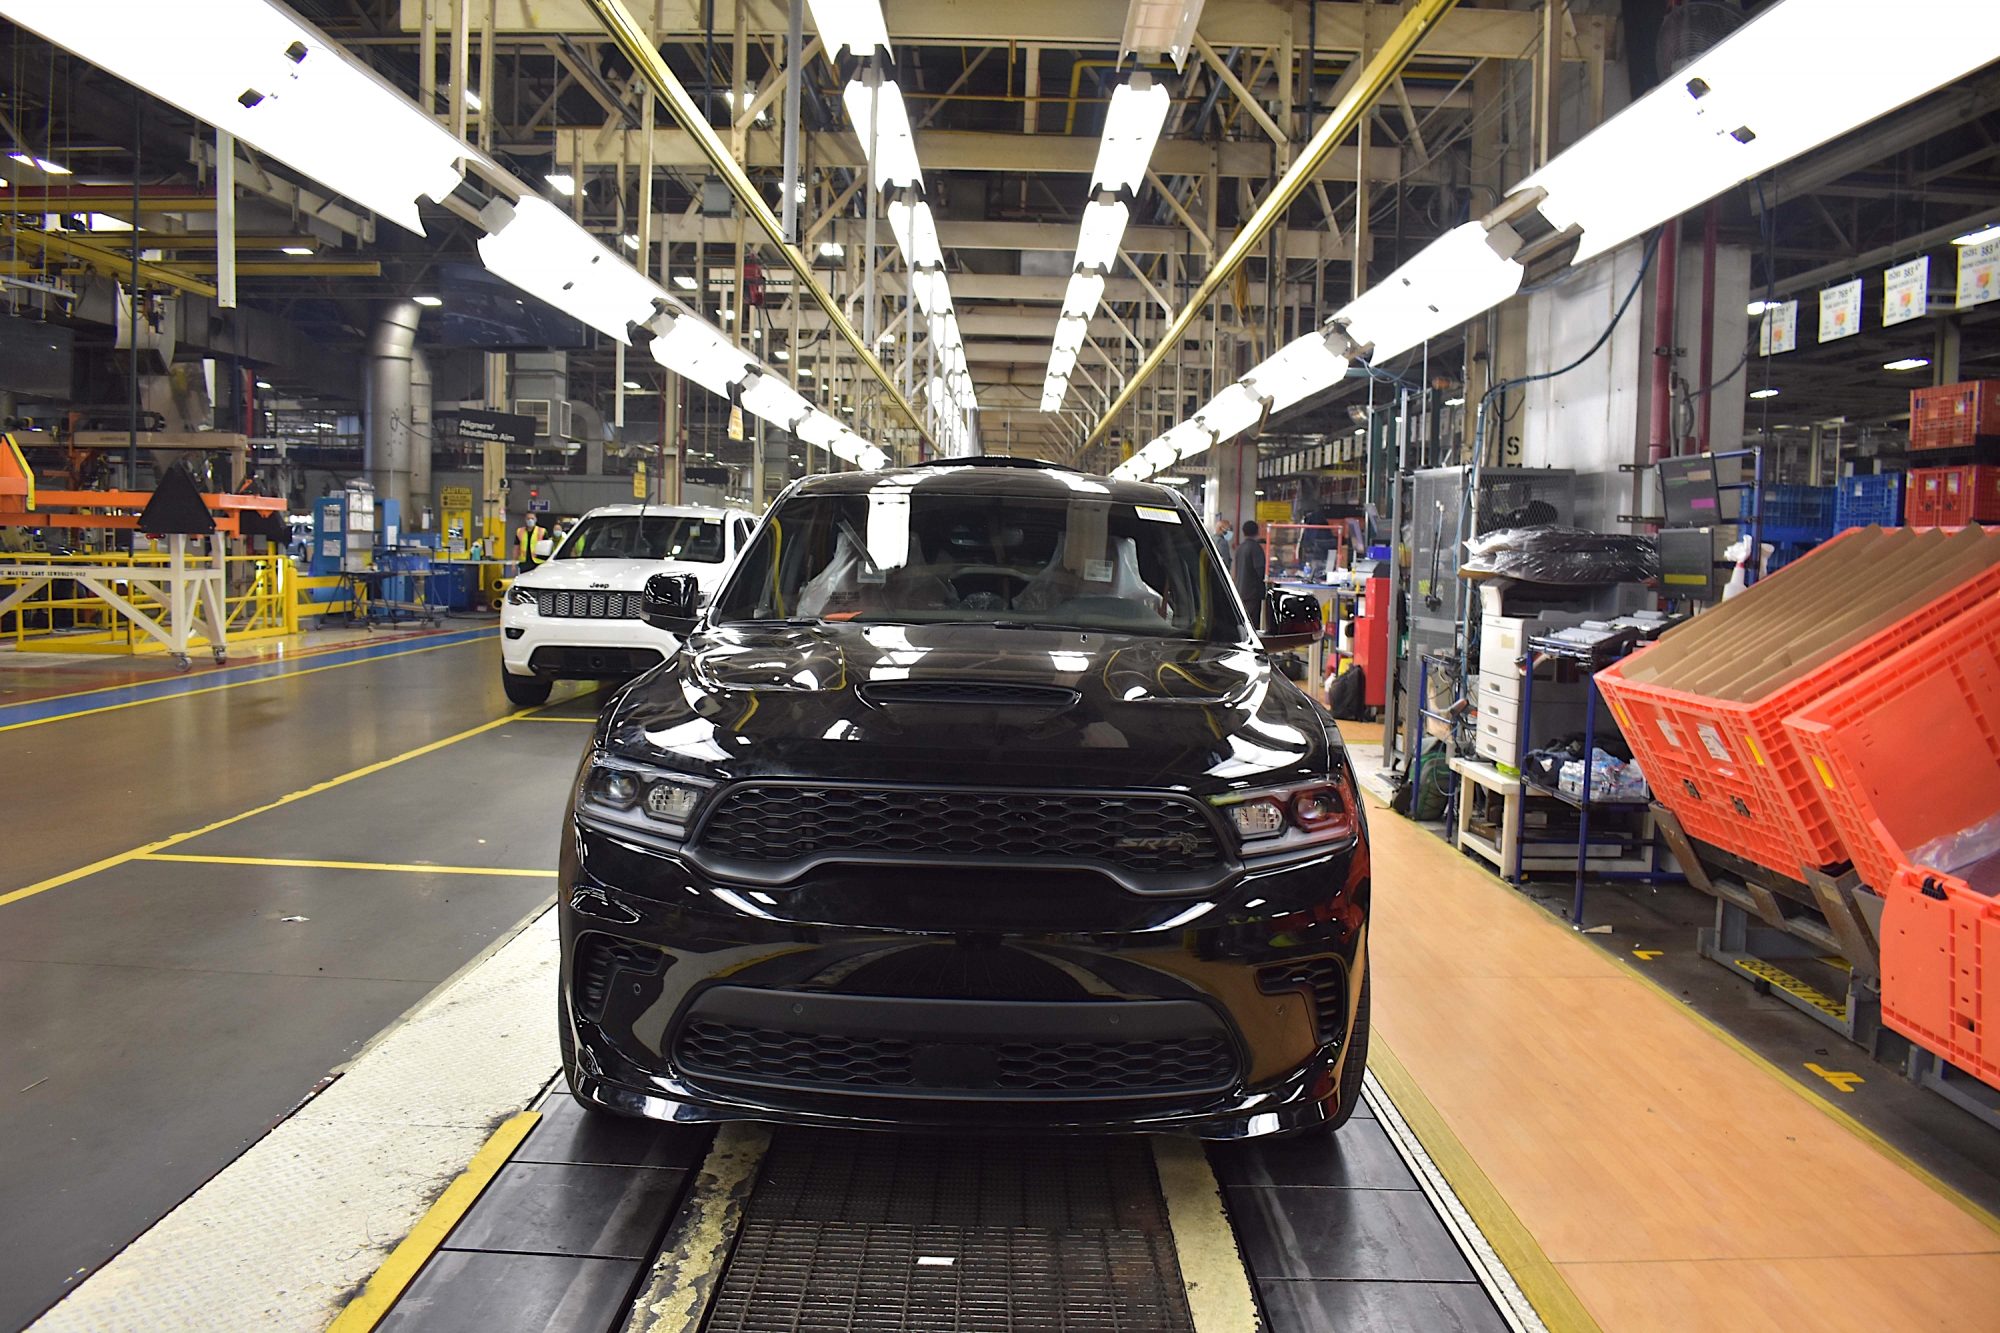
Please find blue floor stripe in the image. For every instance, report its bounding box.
[0,626,499,729]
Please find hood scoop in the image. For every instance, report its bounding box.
[860,680,1081,709]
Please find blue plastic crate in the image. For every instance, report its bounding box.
[1833,474,1904,531]
[1755,484,1835,544]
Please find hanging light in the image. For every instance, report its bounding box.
[1060,271,1107,321]
[842,77,922,189]
[740,372,813,430]
[477,196,665,341]
[804,0,890,61]
[644,308,758,398]
[1336,220,1525,364]
[1072,199,1130,272]
[0,0,467,235]
[1091,73,1172,195]
[1241,325,1357,415]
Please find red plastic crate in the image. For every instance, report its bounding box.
[1908,465,2000,526]
[1910,380,2000,450]
[1907,468,1945,525]
[1599,528,2000,877]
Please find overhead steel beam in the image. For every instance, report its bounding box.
[585,0,931,449]
[1085,0,1462,448]
[647,214,1357,259]
[560,127,1419,183]
[399,0,1605,61]
[9,228,216,296]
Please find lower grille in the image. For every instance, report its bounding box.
[528,645,664,677]
[675,1020,1234,1098]
[575,936,665,1021]
[860,680,1081,707]
[694,785,1223,879]
[535,588,641,618]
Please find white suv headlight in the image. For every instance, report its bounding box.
[505,584,538,606]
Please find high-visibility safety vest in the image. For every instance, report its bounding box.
[517,523,543,566]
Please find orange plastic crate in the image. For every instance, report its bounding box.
[1879,867,2000,1092]
[1907,468,1945,525]
[1783,586,2000,896]
[1599,528,2000,876]
[1910,380,2000,450]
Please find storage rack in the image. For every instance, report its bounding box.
[1516,632,1680,924]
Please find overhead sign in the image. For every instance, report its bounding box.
[685,464,730,486]
[1958,237,2000,309]
[1883,257,1929,327]
[457,408,537,448]
[1818,279,1861,343]
[1758,300,1799,355]
[1256,499,1292,526]
[439,485,473,510]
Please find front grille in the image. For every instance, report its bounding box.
[860,680,1081,707]
[535,588,641,618]
[675,1020,1235,1098]
[694,785,1222,877]
[528,645,664,677]
[575,936,665,1021]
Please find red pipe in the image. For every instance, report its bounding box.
[1695,203,1718,454]
[1648,216,1680,464]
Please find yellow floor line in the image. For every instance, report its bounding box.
[1150,1137,1259,1333]
[140,852,557,878]
[0,634,492,734]
[326,1110,540,1332]
[1,705,555,909]
[1369,1037,1605,1333]
[513,713,598,723]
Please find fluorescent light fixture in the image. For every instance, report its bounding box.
[1194,380,1267,442]
[463,87,481,112]
[412,294,443,307]
[741,372,813,429]
[1445,396,1466,407]
[907,268,953,316]
[0,0,466,234]
[774,349,790,362]
[622,380,644,390]
[255,378,273,389]
[646,308,758,398]
[8,152,69,174]
[842,77,922,189]
[1337,221,1525,363]
[1160,418,1217,461]
[1514,0,2000,262]
[1040,384,1067,413]
[796,411,845,449]
[804,0,890,59]
[280,244,314,255]
[621,233,640,251]
[718,307,735,322]
[818,240,845,257]
[1747,299,1774,316]
[79,212,131,232]
[1122,0,1206,70]
[886,196,944,269]
[1048,345,1080,380]
[1061,271,1107,320]
[1092,74,1172,195]
[1073,199,1130,272]
[1953,222,2000,246]
[1241,327,1354,415]
[1883,357,1930,371]
[799,366,814,378]
[544,172,577,197]
[672,274,698,291]
[477,196,663,341]
[1749,387,1780,399]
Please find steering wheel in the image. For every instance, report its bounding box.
[947,567,1032,608]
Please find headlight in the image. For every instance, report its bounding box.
[1213,771,1358,854]
[505,584,537,606]
[578,758,713,844]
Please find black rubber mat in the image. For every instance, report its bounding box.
[703,1130,1195,1333]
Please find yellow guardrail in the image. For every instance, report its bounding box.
[0,551,294,653]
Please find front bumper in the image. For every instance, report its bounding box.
[558,821,1369,1139]
[501,604,678,678]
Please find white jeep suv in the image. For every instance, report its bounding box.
[499,503,755,704]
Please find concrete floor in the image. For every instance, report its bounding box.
[0,629,602,1330]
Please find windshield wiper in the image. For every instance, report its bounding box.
[985,620,1093,633]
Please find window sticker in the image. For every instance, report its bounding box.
[1134,505,1181,524]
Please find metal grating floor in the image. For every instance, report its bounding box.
[702,1131,1196,1333]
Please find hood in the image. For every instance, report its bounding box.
[600,620,1331,793]
[516,557,729,593]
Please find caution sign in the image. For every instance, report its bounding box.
[632,461,648,500]
[440,485,473,510]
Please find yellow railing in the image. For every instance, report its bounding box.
[0,551,294,654]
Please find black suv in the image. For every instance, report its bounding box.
[558,460,1371,1138]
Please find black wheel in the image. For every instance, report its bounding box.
[501,666,553,706]
[1321,965,1371,1132]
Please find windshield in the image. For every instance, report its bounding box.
[711,485,1244,640]
[552,513,725,562]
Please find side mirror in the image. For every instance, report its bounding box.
[641,572,701,634]
[1260,588,1323,651]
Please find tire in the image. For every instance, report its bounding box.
[1320,965,1371,1132]
[501,665,553,706]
